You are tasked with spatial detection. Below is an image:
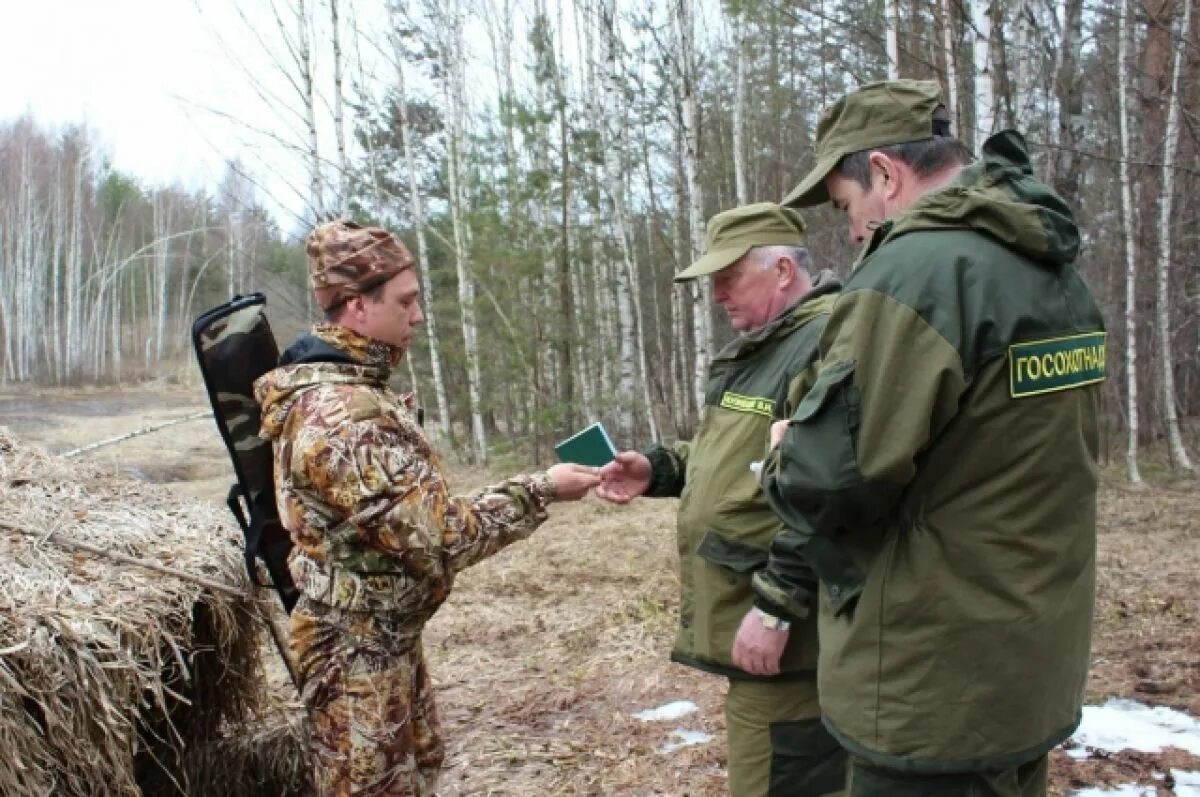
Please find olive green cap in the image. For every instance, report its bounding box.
[674,202,807,282]
[783,79,947,208]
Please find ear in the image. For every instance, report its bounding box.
[868,151,902,200]
[343,294,368,323]
[775,255,796,288]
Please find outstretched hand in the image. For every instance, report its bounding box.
[546,463,602,501]
[595,451,652,505]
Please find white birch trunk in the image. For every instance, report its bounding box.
[330,0,349,217]
[1012,1,1032,123]
[971,0,995,146]
[732,10,749,205]
[48,163,65,383]
[297,0,323,227]
[886,0,901,79]
[599,0,639,444]
[941,0,959,132]
[391,26,452,442]
[66,150,84,379]
[675,0,712,414]
[1156,0,1195,472]
[672,114,695,426]
[151,195,172,364]
[1117,0,1142,484]
[443,0,488,463]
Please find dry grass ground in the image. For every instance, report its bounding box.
[2,383,1197,795]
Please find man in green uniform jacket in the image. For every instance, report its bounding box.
[598,203,846,797]
[758,80,1104,796]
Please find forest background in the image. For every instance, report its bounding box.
[1,0,1196,483]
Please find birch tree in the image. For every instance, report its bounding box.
[886,0,901,79]
[940,0,959,131]
[599,0,640,443]
[1117,0,1142,484]
[439,0,489,462]
[330,0,350,216]
[294,0,325,222]
[731,2,750,205]
[1155,0,1195,471]
[388,17,452,442]
[971,0,995,147]
[674,0,713,414]
[1050,0,1085,205]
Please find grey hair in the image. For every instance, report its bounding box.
[751,245,812,274]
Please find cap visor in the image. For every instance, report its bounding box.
[674,245,751,282]
[782,152,840,207]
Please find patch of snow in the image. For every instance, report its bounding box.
[1173,769,1200,797]
[634,700,698,722]
[659,728,713,754]
[1070,786,1153,797]
[1066,699,1200,758]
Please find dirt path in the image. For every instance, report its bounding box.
[3,385,1198,795]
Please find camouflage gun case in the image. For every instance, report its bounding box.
[191,294,298,613]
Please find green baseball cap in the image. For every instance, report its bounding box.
[783,79,948,208]
[674,202,807,282]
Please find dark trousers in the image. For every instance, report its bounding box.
[847,754,1048,797]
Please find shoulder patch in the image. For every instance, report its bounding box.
[1009,332,1106,398]
[719,391,774,417]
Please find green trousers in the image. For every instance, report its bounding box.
[725,677,847,797]
[847,754,1048,797]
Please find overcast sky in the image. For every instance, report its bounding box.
[0,0,724,234]
[0,0,326,229]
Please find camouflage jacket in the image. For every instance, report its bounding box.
[254,324,556,627]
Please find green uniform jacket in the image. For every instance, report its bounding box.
[645,274,840,680]
[758,131,1104,772]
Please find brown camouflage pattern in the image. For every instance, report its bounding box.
[308,219,415,312]
[254,324,556,795]
[291,597,443,796]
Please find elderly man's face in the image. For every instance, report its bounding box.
[711,252,790,332]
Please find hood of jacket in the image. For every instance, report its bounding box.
[253,324,400,441]
[866,129,1080,269]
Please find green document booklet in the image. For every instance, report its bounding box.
[554,421,617,467]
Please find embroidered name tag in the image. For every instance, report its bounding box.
[719,391,775,417]
[1009,332,1107,398]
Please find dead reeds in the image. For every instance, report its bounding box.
[0,427,305,796]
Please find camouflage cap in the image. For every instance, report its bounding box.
[674,202,807,282]
[783,79,948,208]
[307,219,414,311]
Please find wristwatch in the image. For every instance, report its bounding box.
[754,607,791,632]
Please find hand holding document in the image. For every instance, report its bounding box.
[554,422,617,467]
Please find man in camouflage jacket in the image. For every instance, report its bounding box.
[254,220,599,796]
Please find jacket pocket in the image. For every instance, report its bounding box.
[792,359,857,424]
[689,529,769,664]
[696,528,769,573]
[775,360,866,615]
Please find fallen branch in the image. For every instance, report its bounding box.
[0,520,244,597]
[60,410,213,459]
